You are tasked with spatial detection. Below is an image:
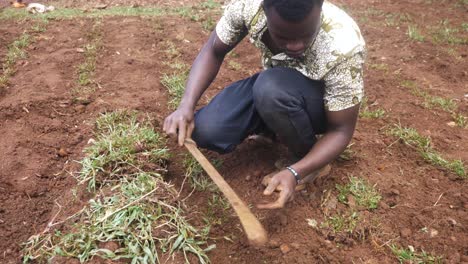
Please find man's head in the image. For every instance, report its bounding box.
[264,0,324,58]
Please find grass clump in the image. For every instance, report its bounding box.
[389,124,466,178]
[407,25,425,42]
[337,176,382,210]
[321,211,359,234]
[390,245,443,264]
[22,110,213,263]
[0,33,31,89]
[161,72,188,110]
[431,19,467,45]
[359,97,386,119]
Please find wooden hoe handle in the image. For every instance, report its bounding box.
[184,139,268,246]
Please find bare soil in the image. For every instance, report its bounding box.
[1,0,467,263]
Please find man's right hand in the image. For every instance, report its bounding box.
[163,105,195,146]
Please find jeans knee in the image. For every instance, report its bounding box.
[253,67,303,114]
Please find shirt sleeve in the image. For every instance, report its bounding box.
[323,51,366,112]
[215,0,247,46]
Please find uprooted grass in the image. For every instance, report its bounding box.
[389,124,466,178]
[22,110,213,264]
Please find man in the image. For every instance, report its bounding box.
[163,0,366,209]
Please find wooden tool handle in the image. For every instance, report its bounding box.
[184,139,268,246]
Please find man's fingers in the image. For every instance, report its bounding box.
[167,119,178,138]
[257,189,291,210]
[264,178,280,195]
[178,120,187,146]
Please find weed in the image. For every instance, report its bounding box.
[401,80,458,113]
[0,33,31,89]
[337,176,382,210]
[73,20,102,102]
[407,25,425,42]
[431,19,467,45]
[201,0,221,10]
[338,143,355,161]
[203,194,231,226]
[390,245,443,264]
[23,111,212,263]
[79,110,170,190]
[321,211,359,234]
[183,155,218,192]
[452,112,467,128]
[389,124,466,178]
[359,97,386,119]
[202,16,216,31]
[161,72,188,110]
[368,63,389,72]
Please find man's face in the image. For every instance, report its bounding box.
[265,6,322,58]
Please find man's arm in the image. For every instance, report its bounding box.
[163,30,246,145]
[258,104,360,209]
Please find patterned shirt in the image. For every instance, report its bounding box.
[216,0,366,111]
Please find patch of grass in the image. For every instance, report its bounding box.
[22,110,212,263]
[79,110,170,191]
[390,245,443,264]
[401,80,465,127]
[202,16,216,31]
[161,72,188,110]
[452,112,467,128]
[174,6,200,22]
[321,211,359,234]
[0,33,31,89]
[368,63,389,72]
[431,19,467,45]
[407,25,425,42]
[203,194,231,226]
[183,155,218,192]
[338,143,355,161]
[389,124,466,178]
[201,0,221,10]
[337,176,382,210]
[72,20,102,103]
[359,97,386,119]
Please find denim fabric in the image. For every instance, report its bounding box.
[192,67,326,159]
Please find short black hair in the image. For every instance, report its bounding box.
[263,0,324,22]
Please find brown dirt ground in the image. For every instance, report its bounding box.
[1,0,467,263]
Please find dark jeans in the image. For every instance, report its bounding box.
[192,67,327,160]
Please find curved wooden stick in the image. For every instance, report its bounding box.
[184,139,268,246]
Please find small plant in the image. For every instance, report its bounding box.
[390,245,443,264]
[338,143,355,161]
[407,25,425,42]
[336,176,382,210]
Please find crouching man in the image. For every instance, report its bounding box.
[164,0,366,209]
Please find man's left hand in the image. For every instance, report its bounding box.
[257,169,296,209]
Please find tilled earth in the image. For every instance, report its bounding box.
[0,0,467,263]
